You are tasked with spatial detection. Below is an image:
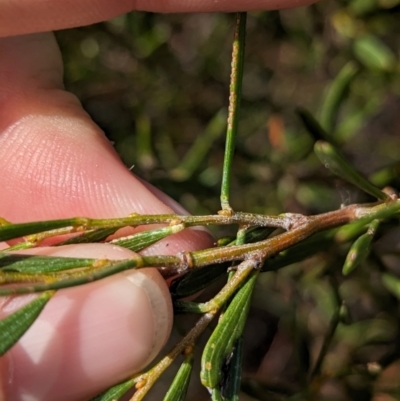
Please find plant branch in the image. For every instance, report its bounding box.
[1,201,398,295]
[129,312,216,401]
[220,12,247,212]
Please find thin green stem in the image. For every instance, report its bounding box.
[3,199,397,244]
[310,311,340,380]
[310,275,342,380]
[1,201,398,295]
[0,212,294,243]
[220,12,247,212]
[174,259,257,313]
[130,312,216,401]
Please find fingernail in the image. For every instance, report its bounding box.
[1,245,173,401]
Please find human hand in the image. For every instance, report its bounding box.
[0,1,318,400]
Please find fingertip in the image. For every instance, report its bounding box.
[123,268,173,366]
[0,244,173,401]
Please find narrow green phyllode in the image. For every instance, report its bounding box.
[220,12,247,212]
[219,337,243,401]
[319,61,359,134]
[314,140,390,201]
[0,291,54,355]
[111,224,185,251]
[382,274,400,300]
[1,255,95,273]
[354,34,396,72]
[200,272,257,389]
[297,107,332,143]
[91,379,134,401]
[342,219,379,275]
[163,353,194,401]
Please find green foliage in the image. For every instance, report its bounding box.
[0,291,53,355]
[2,2,400,400]
[200,272,257,389]
[162,353,194,401]
[314,140,389,201]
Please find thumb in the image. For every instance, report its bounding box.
[0,32,213,401]
[0,244,173,401]
[0,32,213,251]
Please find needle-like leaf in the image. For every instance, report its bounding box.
[162,353,194,401]
[200,272,257,389]
[0,291,54,355]
[319,62,359,134]
[314,140,390,201]
[90,379,134,401]
[342,219,379,275]
[0,255,95,273]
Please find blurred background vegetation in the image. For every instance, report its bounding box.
[56,0,400,400]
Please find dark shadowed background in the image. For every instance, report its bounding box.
[56,1,400,399]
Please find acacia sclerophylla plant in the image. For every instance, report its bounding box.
[1,12,400,401]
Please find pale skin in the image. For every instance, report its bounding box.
[0,1,318,400]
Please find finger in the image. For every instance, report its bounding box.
[0,244,173,401]
[0,33,213,252]
[0,0,319,37]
